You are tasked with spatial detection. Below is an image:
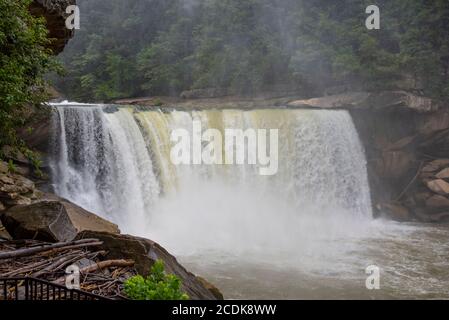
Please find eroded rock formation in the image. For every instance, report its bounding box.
[29,0,76,54]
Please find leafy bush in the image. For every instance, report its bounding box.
[0,0,59,151]
[124,260,189,300]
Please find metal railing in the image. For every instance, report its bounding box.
[0,277,110,301]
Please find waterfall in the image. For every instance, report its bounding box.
[50,104,372,267]
[50,106,160,234]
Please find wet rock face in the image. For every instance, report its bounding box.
[75,231,222,300]
[29,0,76,54]
[290,90,449,223]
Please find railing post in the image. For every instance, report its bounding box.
[2,279,6,300]
[25,278,29,300]
[14,280,18,300]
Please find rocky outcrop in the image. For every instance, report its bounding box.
[29,0,76,54]
[287,91,440,113]
[1,200,120,242]
[0,163,42,208]
[75,231,222,300]
[287,91,449,223]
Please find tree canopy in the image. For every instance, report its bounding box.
[55,0,449,101]
[0,0,57,150]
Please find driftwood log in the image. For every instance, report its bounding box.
[0,239,102,260]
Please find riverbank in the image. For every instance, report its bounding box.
[0,160,222,300]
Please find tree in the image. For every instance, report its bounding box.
[0,0,57,150]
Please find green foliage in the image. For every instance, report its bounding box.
[153,98,164,107]
[22,148,43,177]
[124,260,189,300]
[0,0,58,150]
[56,0,449,101]
[7,160,17,174]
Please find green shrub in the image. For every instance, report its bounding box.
[153,98,164,107]
[124,260,189,300]
[7,160,17,174]
[0,0,60,151]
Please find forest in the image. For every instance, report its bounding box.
[54,0,449,102]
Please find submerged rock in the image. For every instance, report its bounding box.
[75,230,222,300]
[1,200,119,242]
[378,203,412,222]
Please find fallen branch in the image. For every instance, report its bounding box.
[31,252,84,278]
[0,239,101,260]
[0,259,52,277]
[396,161,424,201]
[37,242,104,256]
[53,259,135,285]
[80,260,135,274]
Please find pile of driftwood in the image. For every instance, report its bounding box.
[0,239,137,299]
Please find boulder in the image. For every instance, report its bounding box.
[378,203,412,222]
[436,168,449,179]
[75,230,221,300]
[422,159,449,173]
[422,163,440,173]
[426,195,449,208]
[0,201,4,212]
[1,200,119,242]
[427,179,449,195]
